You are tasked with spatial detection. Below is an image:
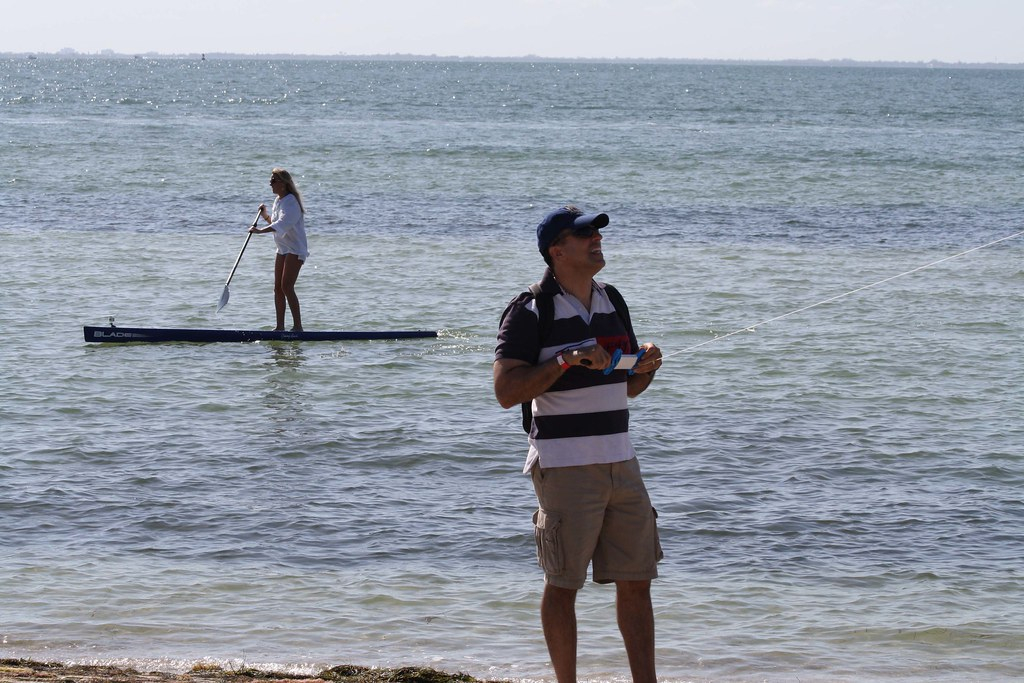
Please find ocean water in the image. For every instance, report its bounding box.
[1,57,1023,682]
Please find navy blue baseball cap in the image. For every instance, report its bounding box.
[537,206,609,255]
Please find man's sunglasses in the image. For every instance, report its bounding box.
[569,226,602,239]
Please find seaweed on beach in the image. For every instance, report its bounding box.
[0,660,507,683]
[318,666,477,683]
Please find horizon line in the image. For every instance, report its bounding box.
[5,50,1024,68]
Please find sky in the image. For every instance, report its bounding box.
[5,0,1023,63]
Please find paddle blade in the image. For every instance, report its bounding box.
[216,285,230,313]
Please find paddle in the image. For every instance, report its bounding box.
[217,210,262,313]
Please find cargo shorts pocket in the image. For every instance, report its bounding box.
[653,507,665,563]
[533,508,564,575]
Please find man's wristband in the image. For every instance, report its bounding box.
[555,352,570,370]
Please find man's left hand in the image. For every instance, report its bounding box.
[633,343,663,374]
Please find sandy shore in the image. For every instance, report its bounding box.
[0,660,511,683]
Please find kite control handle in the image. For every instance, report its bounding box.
[602,348,647,375]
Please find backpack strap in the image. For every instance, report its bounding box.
[602,283,633,341]
[498,283,554,433]
[518,283,553,433]
[529,282,555,347]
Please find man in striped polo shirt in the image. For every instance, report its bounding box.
[494,205,664,683]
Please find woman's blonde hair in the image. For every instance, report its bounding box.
[271,168,305,213]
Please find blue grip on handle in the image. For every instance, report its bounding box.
[628,348,647,376]
[603,348,623,375]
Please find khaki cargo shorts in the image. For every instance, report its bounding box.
[531,457,663,590]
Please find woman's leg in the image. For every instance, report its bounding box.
[277,253,304,330]
[273,254,287,330]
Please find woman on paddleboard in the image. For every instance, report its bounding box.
[249,168,308,331]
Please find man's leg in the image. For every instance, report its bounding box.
[616,579,656,683]
[541,583,578,683]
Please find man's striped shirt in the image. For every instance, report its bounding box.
[496,269,639,473]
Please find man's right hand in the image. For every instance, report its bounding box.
[568,344,611,370]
